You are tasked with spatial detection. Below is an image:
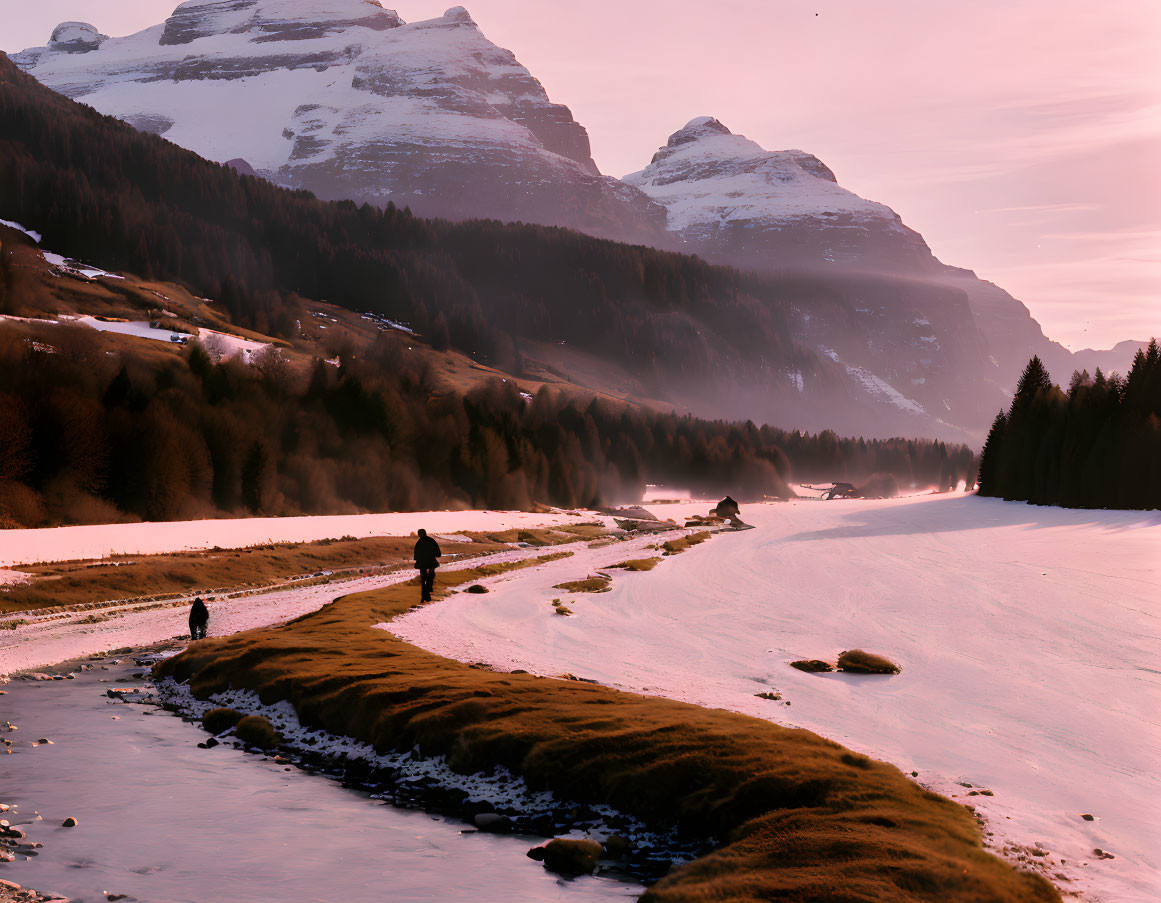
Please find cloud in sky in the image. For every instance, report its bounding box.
[3,0,1158,348]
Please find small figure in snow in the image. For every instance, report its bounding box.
[189,597,209,640]
[414,529,442,603]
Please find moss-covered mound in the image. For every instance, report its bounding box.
[838,649,902,674]
[539,838,603,876]
[552,575,611,593]
[233,715,281,750]
[155,557,1056,903]
[661,531,710,554]
[790,659,834,673]
[201,707,245,735]
[612,558,662,572]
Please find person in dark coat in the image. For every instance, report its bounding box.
[189,597,209,640]
[414,529,442,602]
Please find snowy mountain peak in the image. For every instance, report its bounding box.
[669,116,733,145]
[441,6,476,26]
[625,118,905,248]
[48,22,108,52]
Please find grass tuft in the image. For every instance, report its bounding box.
[611,558,662,572]
[233,714,281,750]
[838,649,901,674]
[539,838,603,876]
[789,659,834,673]
[552,575,611,593]
[202,707,245,735]
[661,531,711,554]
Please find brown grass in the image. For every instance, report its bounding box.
[552,575,612,593]
[0,536,495,613]
[202,707,245,734]
[539,838,603,875]
[472,524,606,546]
[790,659,835,673]
[838,649,902,675]
[661,531,711,554]
[156,560,1058,903]
[234,714,281,750]
[611,558,662,572]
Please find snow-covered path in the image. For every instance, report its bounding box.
[0,509,579,567]
[0,538,585,676]
[392,494,1161,903]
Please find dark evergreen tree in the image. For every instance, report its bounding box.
[978,344,1160,509]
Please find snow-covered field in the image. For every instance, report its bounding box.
[391,494,1161,903]
[6,494,1157,900]
[0,509,580,568]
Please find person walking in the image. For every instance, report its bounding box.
[189,597,209,640]
[413,529,442,602]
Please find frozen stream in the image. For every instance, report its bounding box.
[0,661,639,903]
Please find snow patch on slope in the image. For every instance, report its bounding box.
[820,348,926,415]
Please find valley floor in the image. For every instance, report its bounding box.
[3,494,1156,901]
[391,493,1161,903]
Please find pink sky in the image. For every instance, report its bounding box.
[4,0,1158,350]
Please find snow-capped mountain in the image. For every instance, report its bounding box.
[624,116,937,271]
[626,117,1136,411]
[13,1,668,243]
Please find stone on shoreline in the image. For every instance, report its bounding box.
[538,838,604,876]
[473,812,511,833]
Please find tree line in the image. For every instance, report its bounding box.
[0,323,974,527]
[977,343,1161,509]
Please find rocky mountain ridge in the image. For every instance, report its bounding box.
[13,0,669,244]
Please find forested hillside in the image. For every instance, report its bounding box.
[978,344,1161,509]
[0,315,973,527]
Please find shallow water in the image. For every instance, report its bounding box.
[0,661,639,903]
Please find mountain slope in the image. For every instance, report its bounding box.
[13,1,668,244]
[624,116,937,272]
[627,117,1142,392]
[3,50,994,441]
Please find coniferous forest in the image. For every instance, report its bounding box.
[977,343,1161,509]
[0,321,974,527]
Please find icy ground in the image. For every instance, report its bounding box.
[0,509,586,675]
[391,493,1161,903]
